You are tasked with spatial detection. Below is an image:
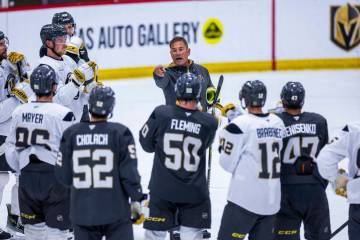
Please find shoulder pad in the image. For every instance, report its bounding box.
[225,123,243,134]
[63,111,76,122]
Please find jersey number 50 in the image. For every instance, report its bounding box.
[164,133,202,172]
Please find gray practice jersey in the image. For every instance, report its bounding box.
[219,113,285,215]
[317,123,360,204]
[139,105,218,203]
[5,102,75,172]
[55,121,143,226]
[277,111,329,185]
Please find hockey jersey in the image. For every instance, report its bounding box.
[55,121,143,226]
[219,113,285,215]
[139,105,218,203]
[317,122,360,204]
[277,111,329,185]
[5,102,75,172]
[38,56,89,122]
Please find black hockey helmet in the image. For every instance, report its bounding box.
[52,12,75,27]
[40,24,67,45]
[175,72,201,101]
[0,30,9,45]
[281,81,305,109]
[30,64,58,95]
[239,80,267,108]
[89,86,115,117]
[0,31,4,41]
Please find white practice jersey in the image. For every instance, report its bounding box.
[219,113,285,215]
[317,122,360,204]
[5,102,75,172]
[38,56,88,122]
[0,60,23,136]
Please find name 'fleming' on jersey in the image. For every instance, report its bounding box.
[170,119,201,134]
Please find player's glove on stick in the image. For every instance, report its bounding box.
[206,86,220,106]
[131,194,148,225]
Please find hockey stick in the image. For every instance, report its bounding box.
[168,77,223,240]
[0,143,5,157]
[207,75,223,187]
[330,220,348,239]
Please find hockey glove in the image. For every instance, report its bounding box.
[206,86,220,105]
[334,169,348,198]
[83,61,100,94]
[6,76,32,104]
[131,194,148,225]
[7,52,24,65]
[66,37,82,56]
[70,61,97,90]
[221,103,244,122]
[6,52,31,80]
[294,156,314,175]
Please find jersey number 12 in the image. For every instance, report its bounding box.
[258,142,281,179]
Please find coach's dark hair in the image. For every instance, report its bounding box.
[169,36,188,48]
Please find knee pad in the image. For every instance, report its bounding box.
[180,226,203,240]
[144,229,167,240]
[46,226,70,240]
[24,223,46,240]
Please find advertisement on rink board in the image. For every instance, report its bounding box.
[0,0,358,79]
[77,21,202,49]
[0,0,272,75]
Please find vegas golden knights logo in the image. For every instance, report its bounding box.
[331,3,360,51]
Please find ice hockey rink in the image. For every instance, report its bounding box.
[1,69,360,240]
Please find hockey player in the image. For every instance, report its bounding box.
[52,11,90,61]
[4,64,75,240]
[0,30,33,238]
[153,36,215,111]
[39,23,77,97]
[39,23,99,122]
[217,80,285,240]
[273,82,331,240]
[140,73,218,240]
[317,123,360,240]
[55,85,146,240]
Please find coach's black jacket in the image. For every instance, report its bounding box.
[153,60,213,111]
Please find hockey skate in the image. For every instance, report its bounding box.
[0,227,12,240]
[6,204,24,238]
